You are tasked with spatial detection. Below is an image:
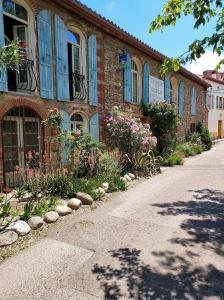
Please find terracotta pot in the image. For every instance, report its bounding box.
[51,128,57,136]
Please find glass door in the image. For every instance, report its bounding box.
[3,115,41,187]
[13,25,28,88]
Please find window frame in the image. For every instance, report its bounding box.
[71,112,88,135]
[3,0,37,93]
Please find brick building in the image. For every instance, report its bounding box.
[0,0,209,188]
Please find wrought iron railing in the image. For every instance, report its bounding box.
[72,72,87,101]
[15,58,37,92]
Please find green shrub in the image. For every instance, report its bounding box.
[146,102,179,157]
[107,176,126,193]
[99,152,121,177]
[25,173,74,198]
[70,174,126,200]
[186,132,202,145]
[192,144,204,154]
[196,122,212,150]
[32,197,60,216]
[176,143,197,157]
[21,202,33,221]
[163,153,184,166]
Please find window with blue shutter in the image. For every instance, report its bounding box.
[178,80,184,118]
[124,52,131,102]
[143,63,149,105]
[164,76,171,103]
[88,34,98,106]
[0,0,7,92]
[37,10,53,100]
[60,109,71,165]
[55,15,69,101]
[90,113,99,141]
[191,87,197,115]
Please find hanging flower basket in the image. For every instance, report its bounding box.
[42,108,63,130]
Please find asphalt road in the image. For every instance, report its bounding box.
[0,142,224,299]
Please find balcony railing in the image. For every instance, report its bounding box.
[72,72,87,101]
[14,58,37,92]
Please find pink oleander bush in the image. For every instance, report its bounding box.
[106,107,157,157]
[105,107,160,175]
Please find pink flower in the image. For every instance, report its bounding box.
[53,107,59,113]
[75,130,81,137]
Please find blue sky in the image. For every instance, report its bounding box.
[80,0,222,74]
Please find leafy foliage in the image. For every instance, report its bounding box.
[0,40,21,70]
[196,122,212,150]
[146,102,179,157]
[163,153,184,166]
[0,195,15,232]
[42,107,63,129]
[149,0,224,75]
[125,149,161,177]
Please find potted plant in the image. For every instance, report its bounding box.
[42,108,63,135]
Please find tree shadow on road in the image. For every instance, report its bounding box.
[92,248,224,299]
[153,189,224,256]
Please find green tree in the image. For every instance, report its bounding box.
[149,0,224,75]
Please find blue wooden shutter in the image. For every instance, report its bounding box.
[124,53,131,102]
[164,76,171,103]
[55,15,69,101]
[143,63,149,105]
[90,113,99,141]
[0,0,7,92]
[60,109,71,164]
[191,87,196,115]
[37,10,54,99]
[178,81,184,117]
[88,34,98,106]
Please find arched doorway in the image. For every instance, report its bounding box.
[2,106,43,187]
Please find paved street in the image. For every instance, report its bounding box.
[0,142,224,299]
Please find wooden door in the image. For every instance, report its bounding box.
[218,120,222,139]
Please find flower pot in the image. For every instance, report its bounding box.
[51,128,57,136]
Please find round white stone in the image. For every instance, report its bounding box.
[124,175,132,182]
[76,192,93,205]
[7,220,31,236]
[102,182,109,192]
[44,211,59,223]
[28,216,44,230]
[55,205,72,216]
[0,231,18,247]
[67,198,82,210]
[127,173,135,180]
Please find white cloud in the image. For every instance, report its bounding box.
[105,0,116,10]
[186,50,224,75]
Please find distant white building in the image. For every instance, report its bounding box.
[199,70,224,139]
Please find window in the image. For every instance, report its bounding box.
[71,113,88,135]
[216,97,219,109]
[219,97,223,109]
[191,87,197,115]
[131,60,138,103]
[3,0,36,92]
[67,31,86,100]
[212,95,214,109]
[3,0,27,21]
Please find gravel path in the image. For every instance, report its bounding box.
[0,142,224,299]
